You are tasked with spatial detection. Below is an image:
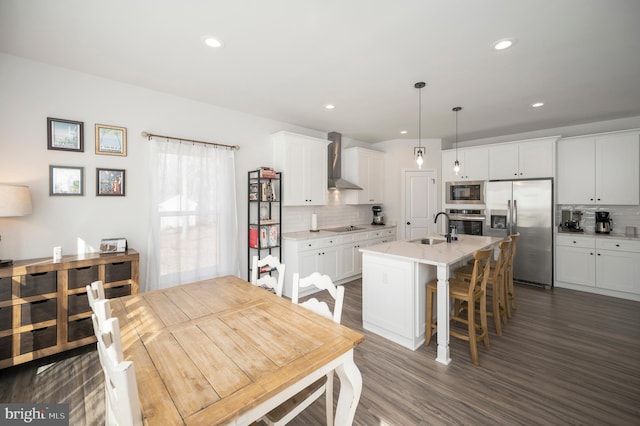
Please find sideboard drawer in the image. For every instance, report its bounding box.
[0,277,12,302]
[68,318,94,342]
[105,284,131,299]
[105,261,131,282]
[20,272,57,297]
[0,306,12,331]
[20,326,57,354]
[0,335,12,360]
[67,293,90,316]
[68,265,99,290]
[20,298,57,326]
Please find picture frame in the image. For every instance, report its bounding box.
[95,124,127,156]
[47,117,84,152]
[96,168,126,196]
[49,165,84,196]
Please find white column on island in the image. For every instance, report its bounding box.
[435,263,452,365]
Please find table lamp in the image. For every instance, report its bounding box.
[0,184,33,267]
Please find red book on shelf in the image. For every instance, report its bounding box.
[249,226,259,248]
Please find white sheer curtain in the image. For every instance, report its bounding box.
[146,139,239,291]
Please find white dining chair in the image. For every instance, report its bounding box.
[262,272,345,426]
[86,280,105,312]
[250,255,285,297]
[96,316,142,426]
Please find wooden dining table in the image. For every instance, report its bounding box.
[110,275,365,425]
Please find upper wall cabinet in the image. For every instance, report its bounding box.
[488,137,557,180]
[343,147,385,204]
[557,131,639,205]
[441,146,488,182]
[272,131,329,206]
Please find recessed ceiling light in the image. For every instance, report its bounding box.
[324,104,335,110]
[492,38,515,50]
[532,102,545,108]
[202,36,223,48]
[400,130,408,135]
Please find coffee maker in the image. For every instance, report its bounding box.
[595,211,612,234]
[371,205,384,225]
[561,210,583,232]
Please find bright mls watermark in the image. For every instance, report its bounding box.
[1,404,68,425]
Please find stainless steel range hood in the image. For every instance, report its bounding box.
[327,131,362,190]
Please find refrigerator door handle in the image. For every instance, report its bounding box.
[507,199,512,233]
[513,199,518,233]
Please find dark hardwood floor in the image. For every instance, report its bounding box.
[1,280,639,425]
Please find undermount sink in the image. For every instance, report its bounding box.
[410,237,447,245]
[323,225,365,233]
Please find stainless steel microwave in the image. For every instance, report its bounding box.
[445,181,485,204]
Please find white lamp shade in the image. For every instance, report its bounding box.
[0,184,33,217]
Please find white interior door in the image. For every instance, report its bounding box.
[404,170,437,240]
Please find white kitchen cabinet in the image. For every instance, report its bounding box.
[283,236,340,297]
[282,227,396,298]
[488,138,556,180]
[555,236,596,287]
[441,147,488,182]
[272,131,329,206]
[557,131,639,205]
[555,234,640,300]
[594,238,640,294]
[343,147,385,204]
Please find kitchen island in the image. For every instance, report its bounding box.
[360,234,501,365]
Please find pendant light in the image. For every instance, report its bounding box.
[415,81,426,168]
[453,106,462,175]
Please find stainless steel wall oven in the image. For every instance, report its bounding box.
[446,208,485,236]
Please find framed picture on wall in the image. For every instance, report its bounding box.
[49,165,84,196]
[95,124,127,156]
[47,117,84,152]
[96,168,126,196]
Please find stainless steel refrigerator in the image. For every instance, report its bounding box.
[485,179,553,287]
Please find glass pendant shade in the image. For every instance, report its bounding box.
[452,106,462,175]
[415,81,426,168]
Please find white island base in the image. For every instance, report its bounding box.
[362,253,437,351]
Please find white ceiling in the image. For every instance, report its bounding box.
[2,0,640,143]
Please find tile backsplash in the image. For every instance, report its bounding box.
[556,204,640,236]
[282,190,379,233]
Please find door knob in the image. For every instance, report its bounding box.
[406,222,411,225]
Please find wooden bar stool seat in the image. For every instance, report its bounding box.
[454,238,511,336]
[425,247,493,366]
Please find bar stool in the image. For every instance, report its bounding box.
[425,247,493,366]
[454,238,511,336]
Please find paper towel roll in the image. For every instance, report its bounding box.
[311,213,318,231]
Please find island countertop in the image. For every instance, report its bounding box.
[359,234,502,265]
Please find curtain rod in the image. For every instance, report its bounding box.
[141,131,240,150]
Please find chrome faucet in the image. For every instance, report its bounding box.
[434,211,452,243]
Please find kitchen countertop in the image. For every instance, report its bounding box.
[359,234,502,266]
[556,230,640,241]
[282,224,396,241]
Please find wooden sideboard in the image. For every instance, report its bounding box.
[0,250,139,369]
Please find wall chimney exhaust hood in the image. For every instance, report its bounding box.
[327,131,362,190]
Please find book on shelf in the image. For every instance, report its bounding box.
[259,167,277,178]
[249,224,279,248]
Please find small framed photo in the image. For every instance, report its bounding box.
[49,165,84,196]
[95,124,127,156]
[47,117,84,152]
[97,168,126,196]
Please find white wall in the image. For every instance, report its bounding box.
[373,138,442,236]
[0,53,326,286]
